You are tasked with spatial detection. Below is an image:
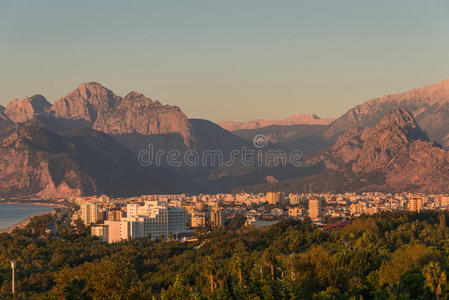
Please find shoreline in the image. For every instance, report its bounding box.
[0,204,58,234]
[0,200,65,208]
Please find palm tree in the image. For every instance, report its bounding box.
[263,246,277,280]
[233,254,244,286]
[206,256,217,294]
[423,261,447,300]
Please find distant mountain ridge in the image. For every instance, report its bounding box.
[239,109,449,194]
[232,78,449,152]
[323,78,449,145]
[219,113,334,131]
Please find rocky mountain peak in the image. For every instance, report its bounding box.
[323,109,431,172]
[361,108,429,145]
[75,82,117,100]
[124,91,150,102]
[5,94,51,123]
[326,78,449,146]
[348,109,430,174]
[51,82,120,124]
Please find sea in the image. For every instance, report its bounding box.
[0,203,54,230]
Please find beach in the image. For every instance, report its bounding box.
[0,211,54,233]
[0,203,57,233]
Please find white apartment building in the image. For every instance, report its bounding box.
[98,201,188,243]
[91,224,108,241]
[80,202,102,225]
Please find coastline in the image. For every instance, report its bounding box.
[0,204,57,234]
[0,200,64,208]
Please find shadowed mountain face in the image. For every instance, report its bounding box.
[238,109,449,194]
[0,109,15,140]
[0,125,198,198]
[189,119,251,154]
[0,126,97,198]
[233,124,328,153]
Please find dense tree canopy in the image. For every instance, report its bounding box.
[2,211,449,299]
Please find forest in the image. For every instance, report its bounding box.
[1,211,449,299]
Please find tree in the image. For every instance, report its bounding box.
[63,279,91,300]
[423,261,447,300]
[397,268,425,299]
[263,246,277,280]
[206,255,217,294]
[233,254,244,286]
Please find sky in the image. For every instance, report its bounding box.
[1,1,449,122]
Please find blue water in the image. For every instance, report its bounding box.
[0,204,53,230]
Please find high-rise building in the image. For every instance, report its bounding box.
[105,220,121,243]
[308,199,321,220]
[408,197,424,212]
[80,203,102,225]
[266,192,285,205]
[107,209,122,221]
[100,201,188,243]
[91,224,108,241]
[210,208,225,227]
[191,211,206,228]
[126,203,139,217]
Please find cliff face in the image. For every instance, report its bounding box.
[0,126,97,198]
[0,124,204,198]
[5,95,52,123]
[316,109,449,193]
[0,109,16,140]
[3,82,195,152]
[93,91,194,148]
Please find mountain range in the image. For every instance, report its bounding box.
[3,78,449,198]
[219,114,334,131]
[238,109,449,194]
[231,78,449,153]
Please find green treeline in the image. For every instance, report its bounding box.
[1,211,449,299]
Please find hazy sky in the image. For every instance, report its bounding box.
[1,1,449,122]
